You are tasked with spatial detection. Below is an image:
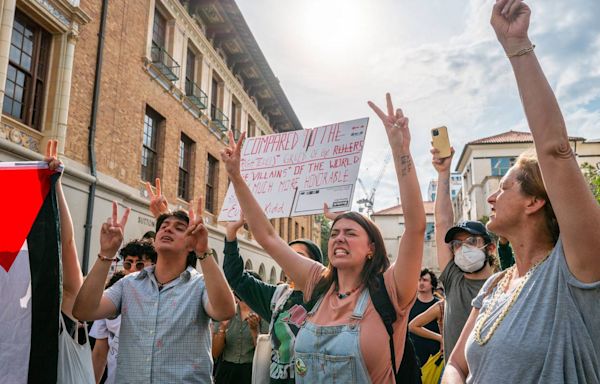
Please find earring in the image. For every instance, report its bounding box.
[367,253,373,260]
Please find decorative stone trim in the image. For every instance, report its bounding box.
[0,119,42,152]
[34,0,70,27]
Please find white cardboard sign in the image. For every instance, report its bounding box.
[218,118,368,221]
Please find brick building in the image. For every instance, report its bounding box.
[0,0,320,282]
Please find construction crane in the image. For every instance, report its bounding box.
[357,151,392,216]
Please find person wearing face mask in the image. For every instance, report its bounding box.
[431,147,510,361]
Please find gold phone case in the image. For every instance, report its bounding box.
[431,126,451,158]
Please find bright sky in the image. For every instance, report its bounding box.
[236,0,600,212]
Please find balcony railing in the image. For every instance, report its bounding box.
[151,42,180,81]
[185,78,208,110]
[210,105,229,132]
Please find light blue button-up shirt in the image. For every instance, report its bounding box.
[105,266,213,383]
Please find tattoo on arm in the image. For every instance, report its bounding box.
[400,155,413,177]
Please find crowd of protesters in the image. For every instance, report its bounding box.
[6,1,599,383]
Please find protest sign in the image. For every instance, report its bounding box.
[218,118,368,220]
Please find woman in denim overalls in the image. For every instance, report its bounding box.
[221,94,426,383]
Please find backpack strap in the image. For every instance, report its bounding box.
[268,284,294,334]
[369,273,422,384]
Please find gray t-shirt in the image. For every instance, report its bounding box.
[440,259,487,358]
[466,239,600,384]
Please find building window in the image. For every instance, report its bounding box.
[3,11,50,130]
[247,117,256,137]
[301,226,305,238]
[210,76,219,120]
[178,134,194,200]
[141,107,163,182]
[152,8,166,48]
[491,157,515,176]
[425,222,435,241]
[205,154,218,213]
[185,48,196,92]
[231,98,241,139]
[287,218,293,242]
[295,222,299,239]
[279,218,285,238]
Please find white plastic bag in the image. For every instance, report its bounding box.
[251,334,272,384]
[57,315,94,384]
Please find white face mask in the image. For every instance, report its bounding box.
[454,245,487,273]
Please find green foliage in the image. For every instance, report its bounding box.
[581,162,600,204]
[316,214,331,266]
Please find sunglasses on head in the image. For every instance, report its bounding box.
[123,260,145,271]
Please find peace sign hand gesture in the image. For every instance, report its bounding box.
[185,197,209,254]
[44,140,62,174]
[100,202,130,257]
[145,178,169,218]
[368,93,411,154]
[221,130,246,179]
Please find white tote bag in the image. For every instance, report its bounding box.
[57,315,95,384]
[251,285,294,384]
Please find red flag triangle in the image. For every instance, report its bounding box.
[0,167,53,272]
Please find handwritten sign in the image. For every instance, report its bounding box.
[218,118,368,221]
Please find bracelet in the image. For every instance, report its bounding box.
[197,249,215,261]
[97,253,117,262]
[507,44,535,58]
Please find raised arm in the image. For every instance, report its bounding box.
[220,131,318,291]
[186,197,235,321]
[45,140,84,319]
[73,202,129,321]
[223,217,276,321]
[492,0,600,282]
[368,94,426,308]
[432,147,455,272]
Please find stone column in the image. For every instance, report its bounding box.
[0,0,16,107]
[54,28,78,154]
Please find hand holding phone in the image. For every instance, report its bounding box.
[431,126,452,158]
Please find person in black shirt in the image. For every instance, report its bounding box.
[408,268,440,366]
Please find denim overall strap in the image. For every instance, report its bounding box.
[350,289,370,321]
[294,288,373,383]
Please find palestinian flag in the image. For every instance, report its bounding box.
[0,161,62,383]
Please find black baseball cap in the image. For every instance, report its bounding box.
[288,239,323,263]
[444,220,491,243]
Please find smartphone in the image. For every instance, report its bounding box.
[431,126,451,158]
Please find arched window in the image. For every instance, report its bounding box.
[279,270,286,283]
[269,267,277,284]
[258,263,266,281]
[244,259,253,271]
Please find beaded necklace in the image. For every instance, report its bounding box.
[473,252,551,346]
[334,285,361,299]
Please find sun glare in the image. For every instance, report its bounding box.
[298,0,369,57]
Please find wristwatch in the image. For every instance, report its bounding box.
[197,249,215,261]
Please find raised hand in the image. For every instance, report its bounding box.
[99,202,130,257]
[323,203,342,221]
[220,130,246,178]
[145,178,169,218]
[44,140,62,173]
[368,93,411,154]
[491,0,531,53]
[185,197,209,254]
[225,212,246,240]
[431,147,455,174]
[245,312,260,331]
